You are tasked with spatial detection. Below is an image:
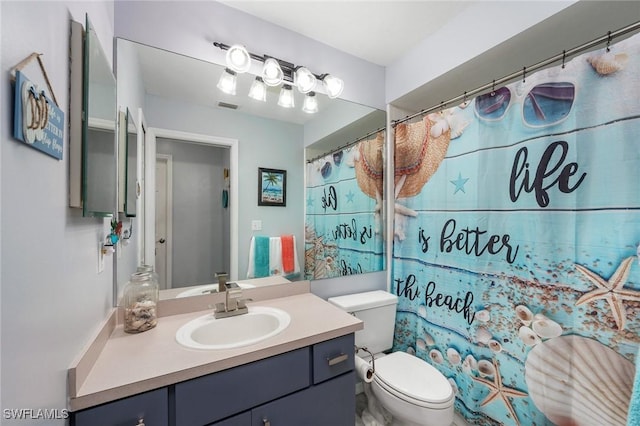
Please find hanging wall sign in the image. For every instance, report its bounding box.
[13,70,64,160]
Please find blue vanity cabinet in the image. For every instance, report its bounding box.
[200,334,356,426]
[250,370,355,426]
[71,334,355,426]
[70,387,168,426]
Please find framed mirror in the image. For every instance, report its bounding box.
[119,108,138,217]
[115,38,386,300]
[69,15,117,217]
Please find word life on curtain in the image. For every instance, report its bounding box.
[392,33,640,426]
[305,132,385,280]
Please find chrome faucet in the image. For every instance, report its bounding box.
[214,282,251,319]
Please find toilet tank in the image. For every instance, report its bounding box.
[328,291,398,354]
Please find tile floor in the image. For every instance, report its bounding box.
[355,390,470,426]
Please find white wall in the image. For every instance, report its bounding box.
[1,2,115,424]
[114,0,386,110]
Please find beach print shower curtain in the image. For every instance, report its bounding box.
[392,33,640,426]
[305,132,385,280]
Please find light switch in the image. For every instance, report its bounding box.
[251,220,262,231]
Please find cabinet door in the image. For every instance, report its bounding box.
[71,388,168,426]
[175,348,310,425]
[251,371,355,426]
[210,411,251,425]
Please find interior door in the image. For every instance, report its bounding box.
[155,155,171,290]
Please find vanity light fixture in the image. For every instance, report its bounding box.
[321,74,344,99]
[295,66,317,94]
[217,68,237,95]
[277,84,295,108]
[248,76,267,102]
[225,44,251,73]
[262,58,284,87]
[213,40,344,106]
[302,91,318,114]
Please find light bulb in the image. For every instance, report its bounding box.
[248,77,267,102]
[322,74,344,99]
[216,68,237,95]
[302,92,318,113]
[295,67,317,93]
[226,45,251,73]
[262,58,284,86]
[278,84,295,108]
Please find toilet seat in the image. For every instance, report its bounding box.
[373,351,454,409]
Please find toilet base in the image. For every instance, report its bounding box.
[370,381,454,426]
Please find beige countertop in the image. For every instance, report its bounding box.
[68,291,363,412]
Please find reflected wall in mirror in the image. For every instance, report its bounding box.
[118,108,138,216]
[304,111,386,280]
[154,137,230,291]
[82,15,117,217]
[115,38,386,299]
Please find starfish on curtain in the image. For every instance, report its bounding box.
[471,358,528,426]
[575,256,640,331]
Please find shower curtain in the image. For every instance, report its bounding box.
[305,132,385,280]
[391,33,640,425]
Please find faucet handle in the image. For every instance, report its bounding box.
[238,298,253,309]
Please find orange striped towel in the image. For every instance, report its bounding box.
[281,235,295,273]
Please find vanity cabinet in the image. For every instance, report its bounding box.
[70,387,168,425]
[71,334,355,426]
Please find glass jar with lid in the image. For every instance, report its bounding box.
[123,271,159,333]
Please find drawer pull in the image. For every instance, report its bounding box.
[136,419,145,426]
[263,419,271,426]
[327,353,348,366]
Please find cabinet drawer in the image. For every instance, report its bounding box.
[251,370,355,426]
[71,388,168,426]
[312,333,354,384]
[175,347,310,425]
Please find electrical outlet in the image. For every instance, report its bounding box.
[251,220,262,231]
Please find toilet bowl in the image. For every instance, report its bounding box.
[328,291,455,426]
[370,351,454,426]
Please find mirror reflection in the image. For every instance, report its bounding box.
[115,38,386,300]
[83,15,117,217]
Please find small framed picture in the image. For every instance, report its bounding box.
[258,167,287,206]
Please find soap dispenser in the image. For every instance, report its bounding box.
[123,271,159,333]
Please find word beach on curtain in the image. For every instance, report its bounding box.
[305,132,385,280]
[392,33,640,426]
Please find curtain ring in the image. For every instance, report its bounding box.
[463,91,467,105]
[606,30,612,52]
[491,80,496,96]
[561,50,566,69]
[522,66,526,83]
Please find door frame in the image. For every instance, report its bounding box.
[145,128,239,280]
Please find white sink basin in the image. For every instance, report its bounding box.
[176,306,291,350]
[176,282,255,298]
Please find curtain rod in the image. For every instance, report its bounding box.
[392,20,640,127]
[306,126,386,163]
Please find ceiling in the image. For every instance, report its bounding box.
[218,1,472,66]
[133,1,472,126]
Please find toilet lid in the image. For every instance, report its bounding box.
[374,352,453,405]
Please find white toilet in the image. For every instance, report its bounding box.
[329,290,454,426]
